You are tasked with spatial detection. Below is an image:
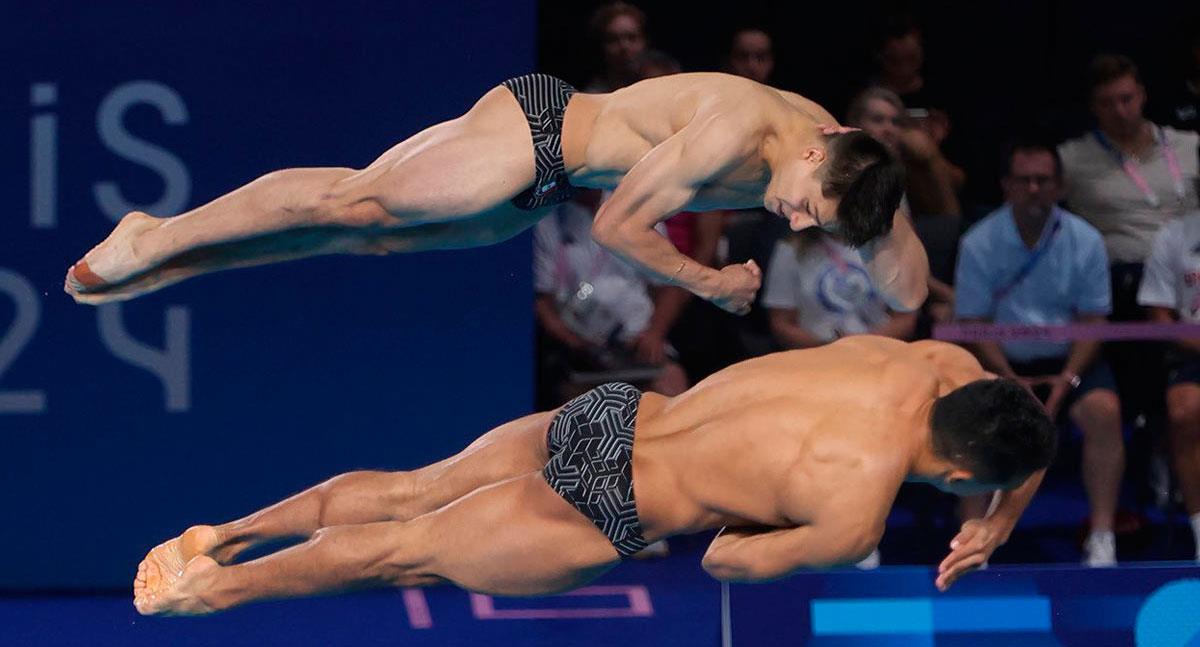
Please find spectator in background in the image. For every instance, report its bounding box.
[726,27,774,84]
[1137,210,1200,562]
[847,87,961,219]
[1059,54,1200,446]
[1061,55,1200,279]
[955,142,1123,567]
[763,228,916,349]
[533,196,689,406]
[845,87,957,325]
[871,17,966,192]
[586,2,648,92]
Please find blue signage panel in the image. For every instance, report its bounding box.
[732,564,1200,646]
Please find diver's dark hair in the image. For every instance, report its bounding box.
[931,378,1058,485]
[821,131,905,247]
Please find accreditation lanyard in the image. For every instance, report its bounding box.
[1092,126,1186,208]
[816,236,852,274]
[993,212,1063,305]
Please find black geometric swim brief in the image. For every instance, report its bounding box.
[500,73,579,211]
[543,382,650,558]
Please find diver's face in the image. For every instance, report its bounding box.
[765,153,840,233]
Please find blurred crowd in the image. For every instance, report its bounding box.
[532,3,1200,567]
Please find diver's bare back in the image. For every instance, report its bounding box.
[631,337,964,541]
[566,72,836,205]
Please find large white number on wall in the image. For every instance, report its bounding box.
[0,269,47,414]
[98,303,191,412]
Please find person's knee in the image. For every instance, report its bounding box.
[296,170,394,229]
[378,522,437,586]
[1071,389,1122,437]
[1168,386,1200,438]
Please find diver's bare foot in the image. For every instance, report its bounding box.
[134,554,221,616]
[64,211,163,299]
[134,525,222,582]
[64,262,193,306]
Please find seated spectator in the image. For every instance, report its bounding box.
[846,87,962,219]
[726,26,774,85]
[585,2,649,92]
[1060,54,1200,305]
[534,193,688,406]
[1137,210,1200,562]
[763,228,916,349]
[845,86,958,327]
[1059,54,1200,474]
[955,141,1124,567]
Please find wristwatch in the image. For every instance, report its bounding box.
[1064,372,1082,389]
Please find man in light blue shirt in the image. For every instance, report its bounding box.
[954,141,1124,567]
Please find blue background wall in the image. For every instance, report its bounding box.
[1,2,536,588]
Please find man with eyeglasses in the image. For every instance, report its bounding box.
[954,141,1124,567]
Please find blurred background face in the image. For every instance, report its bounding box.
[854,97,902,151]
[602,13,647,77]
[878,31,924,81]
[729,29,774,83]
[1003,150,1061,220]
[1089,74,1146,137]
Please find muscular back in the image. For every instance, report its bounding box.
[629,337,986,540]
[564,73,836,205]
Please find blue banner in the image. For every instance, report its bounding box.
[2,2,536,588]
[732,563,1200,646]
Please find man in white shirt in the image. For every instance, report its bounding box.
[1137,211,1200,562]
[1059,54,1200,494]
[1059,56,1199,271]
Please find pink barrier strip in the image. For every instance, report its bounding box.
[401,589,433,629]
[933,322,1200,343]
[470,585,655,620]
